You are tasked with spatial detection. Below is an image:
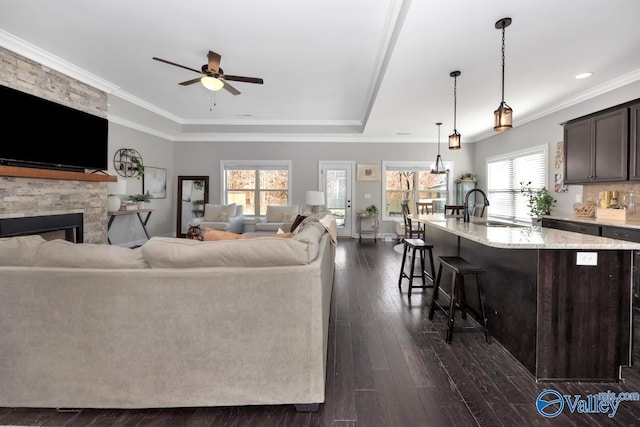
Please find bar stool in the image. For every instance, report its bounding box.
[428,255,489,343]
[397,237,436,298]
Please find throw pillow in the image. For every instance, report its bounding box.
[203,203,237,221]
[213,212,231,222]
[290,214,307,232]
[282,213,296,223]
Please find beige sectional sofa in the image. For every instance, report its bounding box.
[0,218,335,411]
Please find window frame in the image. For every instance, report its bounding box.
[220,160,292,218]
[381,160,454,222]
[485,144,548,222]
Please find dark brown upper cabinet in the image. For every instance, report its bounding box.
[629,102,640,180]
[564,107,629,184]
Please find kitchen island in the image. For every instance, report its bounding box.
[410,214,640,382]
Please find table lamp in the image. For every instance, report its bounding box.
[306,191,325,214]
[107,177,127,212]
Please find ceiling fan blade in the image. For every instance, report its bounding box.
[222,81,241,95]
[179,77,202,86]
[152,57,203,75]
[207,51,221,74]
[222,74,264,84]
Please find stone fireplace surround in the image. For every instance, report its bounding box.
[0,47,110,243]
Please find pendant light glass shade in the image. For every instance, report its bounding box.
[494,17,513,131]
[449,70,461,150]
[494,101,513,131]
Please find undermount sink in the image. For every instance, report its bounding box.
[472,220,524,227]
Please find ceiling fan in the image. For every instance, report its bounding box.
[152,50,263,95]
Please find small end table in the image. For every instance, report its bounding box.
[107,209,153,246]
[357,213,379,242]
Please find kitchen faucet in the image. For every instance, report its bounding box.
[463,188,490,222]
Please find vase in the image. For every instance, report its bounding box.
[136,201,146,210]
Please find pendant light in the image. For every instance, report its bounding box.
[431,122,447,174]
[494,17,513,131]
[449,71,461,150]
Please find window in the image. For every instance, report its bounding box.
[221,160,291,216]
[382,161,452,221]
[486,145,547,222]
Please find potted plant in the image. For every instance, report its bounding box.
[520,181,556,221]
[365,204,379,216]
[129,193,150,209]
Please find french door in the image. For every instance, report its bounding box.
[319,161,354,237]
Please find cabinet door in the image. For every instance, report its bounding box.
[563,118,592,184]
[592,108,628,182]
[629,103,640,180]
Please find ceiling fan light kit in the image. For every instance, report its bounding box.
[449,70,461,150]
[152,50,263,96]
[494,17,513,131]
[201,76,224,91]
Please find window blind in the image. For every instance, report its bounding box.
[487,146,547,222]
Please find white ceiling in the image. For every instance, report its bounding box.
[2,0,640,143]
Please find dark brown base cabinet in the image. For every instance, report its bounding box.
[426,223,632,382]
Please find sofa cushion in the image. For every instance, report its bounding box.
[203,203,237,221]
[33,239,149,269]
[142,236,311,268]
[291,222,325,261]
[265,205,298,223]
[0,234,46,266]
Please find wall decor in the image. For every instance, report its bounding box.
[113,148,144,178]
[357,163,380,181]
[554,141,564,170]
[143,166,167,199]
[555,173,567,193]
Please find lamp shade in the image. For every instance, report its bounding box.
[201,76,224,91]
[107,177,127,195]
[306,191,325,206]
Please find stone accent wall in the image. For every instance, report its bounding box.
[0,47,109,243]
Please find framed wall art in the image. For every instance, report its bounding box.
[143,166,167,199]
[357,163,380,181]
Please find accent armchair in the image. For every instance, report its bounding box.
[191,203,244,234]
[255,205,300,233]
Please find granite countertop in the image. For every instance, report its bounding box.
[410,214,640,250]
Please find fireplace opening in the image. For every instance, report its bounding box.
[0,213,83,243]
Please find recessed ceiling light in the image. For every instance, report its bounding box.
[575,72,593,79]
[396,132,410,135]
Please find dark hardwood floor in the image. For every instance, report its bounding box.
[2,238,640,426]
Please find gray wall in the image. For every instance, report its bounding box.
[172,140,475,236]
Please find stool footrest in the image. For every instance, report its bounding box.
[437,256,484,274]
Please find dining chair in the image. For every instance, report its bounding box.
[444,204,464,216]
[415,201,433,216]
[401,200,424,240]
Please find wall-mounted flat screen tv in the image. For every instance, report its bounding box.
[0,85,108,172]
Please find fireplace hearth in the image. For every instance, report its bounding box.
[0,213,83,242]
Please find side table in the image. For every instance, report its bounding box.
[357,213,379,242]
[107,209,154,246]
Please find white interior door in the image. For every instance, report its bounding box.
[320,161,354,237]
